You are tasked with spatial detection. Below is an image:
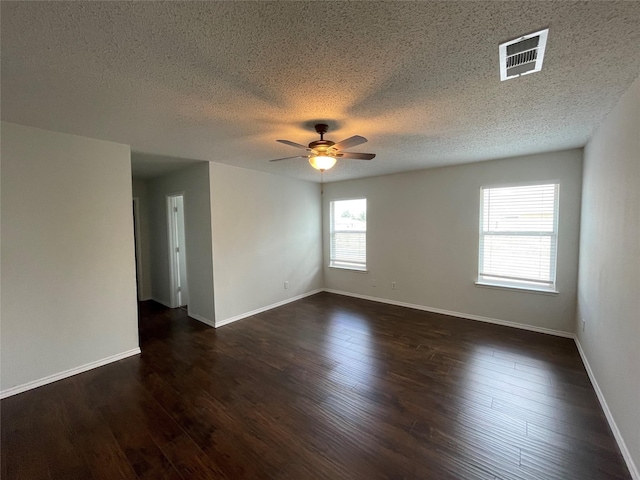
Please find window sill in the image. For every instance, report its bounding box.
[475,281,558,296]
[329,266,368,273]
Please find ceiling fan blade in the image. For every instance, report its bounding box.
[276,139,310,150]
[269,155,308,162]
[337,152,376,160]
[330,135,367,151]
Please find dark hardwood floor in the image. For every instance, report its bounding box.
[1,292,631,479]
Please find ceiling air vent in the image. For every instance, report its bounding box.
[499,28,549,81]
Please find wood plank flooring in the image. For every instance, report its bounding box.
[1,292,631,479]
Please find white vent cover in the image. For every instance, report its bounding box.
[499,28,549,81]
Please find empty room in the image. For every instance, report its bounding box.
[1,2,638,480]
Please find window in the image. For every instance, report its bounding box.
[330,198,367,271]
[478,183,559,292]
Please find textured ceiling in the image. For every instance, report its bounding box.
[2,2,639,182]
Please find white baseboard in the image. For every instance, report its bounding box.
[149,299,214,327]
[151,296,173,308]
[215,289,324,328]
[188,311,215,328]
[323,289,574,338]
[574,337,639,480]
[0,348,141,399]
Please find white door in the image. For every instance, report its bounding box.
[168,194,189,307]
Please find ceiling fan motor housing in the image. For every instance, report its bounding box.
[311,124,334,152]
[309,139,335,151]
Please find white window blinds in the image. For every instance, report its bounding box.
[330,198,367,271]
[479,183,559,291]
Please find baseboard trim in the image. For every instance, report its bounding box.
[574,337,639,480]
[322,289,574,338]
[0,348,141,399]
[149,299,214,327]
[188,311,215,328]
[215,289,324,328]
[151,296,173,309]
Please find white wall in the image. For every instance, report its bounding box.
[132,178,153,301]
[323,149,583,333]
[577,76,639,477]
[147,163,215,324]
[209,163,323,324]
[1,122,139,392]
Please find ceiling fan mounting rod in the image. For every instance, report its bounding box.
[314,123,329,141]
[309,123,335,150]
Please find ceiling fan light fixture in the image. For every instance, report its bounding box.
[309,155,337,172]
[270,124,375,171]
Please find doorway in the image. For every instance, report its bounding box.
[132,197,144,301]
[167,194,189,308]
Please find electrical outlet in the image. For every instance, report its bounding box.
[371,278,377,287]
[582,318,586,331]
[391,281,397,290]
[284,281,289,290]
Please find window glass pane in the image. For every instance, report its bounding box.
[481,235,553,282]
[479,183,558,290]
[332,199,367,231]
[483,184,556,233]
[330,198,366,270]
[331,232,366,263]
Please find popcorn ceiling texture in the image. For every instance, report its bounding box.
[1,1,639,182]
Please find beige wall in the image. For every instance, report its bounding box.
[1,122,139,392]
[146,163,215,324]
[577,76,639,476]
[323,149,583,333]
[209,163,323,324]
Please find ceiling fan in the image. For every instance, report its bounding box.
[269,124,376,172]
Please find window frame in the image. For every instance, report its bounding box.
[329,197,367,272]
[476,181,560,294]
